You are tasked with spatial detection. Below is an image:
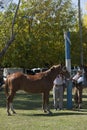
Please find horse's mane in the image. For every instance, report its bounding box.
[27,64,61,80]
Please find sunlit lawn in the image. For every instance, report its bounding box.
[0,88,87,130]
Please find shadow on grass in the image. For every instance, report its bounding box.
[0,90,43,110]
[20,110,87,117]
[1,89,87,116]
[0,90,6,107]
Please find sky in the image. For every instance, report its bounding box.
[0,0,87,14]
[72,0,87,14]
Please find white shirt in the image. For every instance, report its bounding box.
[77,77,84,83]
[54,75,64,85]
[72,73,84,83]
[72,73,80,81]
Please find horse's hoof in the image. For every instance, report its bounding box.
[13,111,16,114]
[44,110,47,113]
[8,113,11,116]
[48,111,53,115]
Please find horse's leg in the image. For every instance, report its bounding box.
[10,103,16,114]
[42,93,47,113]
[43,91,52,114]
[6,91,16,116]
[78,86,83,109]
[45,91,52,114]
[6,96,11,116]
[42,91,52,114]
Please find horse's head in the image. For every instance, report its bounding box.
[61,66,70,78]
[48,64,70,79]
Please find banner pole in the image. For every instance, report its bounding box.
[64,31,72,109]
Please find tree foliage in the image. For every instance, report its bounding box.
[0,0,83,68]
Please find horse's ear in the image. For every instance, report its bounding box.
[60,63,64,68]
[50,66,55,71]
[59,63,64,69]
[62,66,67,71]
[60,63,63,66]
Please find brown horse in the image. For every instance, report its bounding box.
[4,64,70,115]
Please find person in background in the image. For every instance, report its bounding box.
[53,73,66,110]
[72,70,84,109]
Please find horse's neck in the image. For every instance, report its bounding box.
[47,70,59,81]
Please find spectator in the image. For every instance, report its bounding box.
[72,70,84,109]
[53,73,65,110]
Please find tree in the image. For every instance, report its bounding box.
[0,0,78,68]
[0,0,21,58]
[82,13,87,64]
[70,11,87,66]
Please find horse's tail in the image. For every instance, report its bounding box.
[4,78,9,97]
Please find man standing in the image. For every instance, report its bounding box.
[53,73,65,110]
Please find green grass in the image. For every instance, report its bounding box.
[0,89,87,130]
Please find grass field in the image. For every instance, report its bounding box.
[0,88,87,130]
